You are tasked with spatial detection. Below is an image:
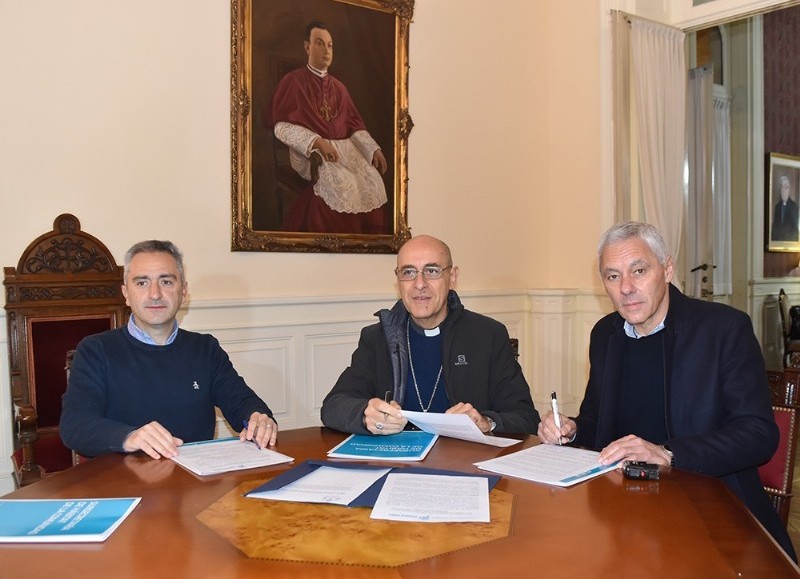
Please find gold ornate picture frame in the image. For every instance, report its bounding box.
[231,0,414,253]
[767,152,800,252]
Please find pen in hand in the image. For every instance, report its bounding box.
[550,391,563,445]
[383,391,392,421]
[242,420,262,450]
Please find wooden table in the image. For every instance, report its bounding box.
[2,427,798,578]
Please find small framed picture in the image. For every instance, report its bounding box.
[767,153,800,252]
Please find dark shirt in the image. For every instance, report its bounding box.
[616,332,667,443]
[405,323,450,413]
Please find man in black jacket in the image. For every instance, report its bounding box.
[321,235,539,435]
[537,221,796,560]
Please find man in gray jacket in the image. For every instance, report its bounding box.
[321,235,539,435]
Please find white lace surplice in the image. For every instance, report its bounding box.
[274,122,387,214]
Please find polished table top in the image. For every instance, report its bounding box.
[2,427,798,578]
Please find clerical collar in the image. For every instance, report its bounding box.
[408,318,441,337]
[623,318,665,339]
[307,64,328,78]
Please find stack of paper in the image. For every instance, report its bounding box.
[370,472,490,522]
[246,459,501,521]
[171,437,293,476]
[474,444,617,487]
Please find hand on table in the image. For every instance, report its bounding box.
[123,421,182,459]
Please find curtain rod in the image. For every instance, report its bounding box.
[611,9,679,30]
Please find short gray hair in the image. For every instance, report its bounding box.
[780,175,791,187]
[597,222,670,270]
[123,240,185,282]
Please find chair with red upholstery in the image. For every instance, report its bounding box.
[5,214,128,486]
[758,404,799,526]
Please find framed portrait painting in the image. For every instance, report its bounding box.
[767,153,800,252]
[231,0,414,253]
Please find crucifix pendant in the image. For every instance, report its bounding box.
[319,99,332,122]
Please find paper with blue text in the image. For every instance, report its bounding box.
[327,431,438,461]
[474,444,617,487]
[0,498,141,543]
[248,465,392,506]
[171,437,293,476]
[370,473,490,522]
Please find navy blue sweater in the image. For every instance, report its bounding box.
[60,327,272,457]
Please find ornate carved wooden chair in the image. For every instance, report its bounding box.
[760,367,800,526]
[767,367,800,407]
[5,214,128,486]
[778,289,800,367]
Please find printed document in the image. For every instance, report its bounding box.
[370,473,490,522]
[402,410,521,447]
[171,437,293,476]
[248,465,391,506]
[474,444,617,487]
[0,498,140,543]
[327,431,438,461]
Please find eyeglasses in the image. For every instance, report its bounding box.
[395,266,452,281]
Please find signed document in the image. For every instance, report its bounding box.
[370,473,490,523]
[248,465,391,506]
[402,411,521,447]
[474,444,617,487]
[171,437,293,476]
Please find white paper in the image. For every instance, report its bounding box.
[370,473,490,523]
[248,466,391,506]
[171,438,293,476]
[402,411,522,447]
[474,444,617,487]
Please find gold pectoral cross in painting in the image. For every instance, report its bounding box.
[319,99,332,122]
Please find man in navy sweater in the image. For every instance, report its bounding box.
[60,240,277,459]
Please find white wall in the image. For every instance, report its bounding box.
[0,0,609,297]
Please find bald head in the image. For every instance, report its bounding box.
[397,235,452,268]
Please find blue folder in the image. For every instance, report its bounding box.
[246,459,501,507]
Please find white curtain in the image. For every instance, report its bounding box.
[611,11,631,220]
[686,66,714,299]
[629,18,687,267]
[713,91,732,295]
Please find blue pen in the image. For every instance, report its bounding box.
[242,420,261,449]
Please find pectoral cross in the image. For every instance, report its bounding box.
[319,98,332,122]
